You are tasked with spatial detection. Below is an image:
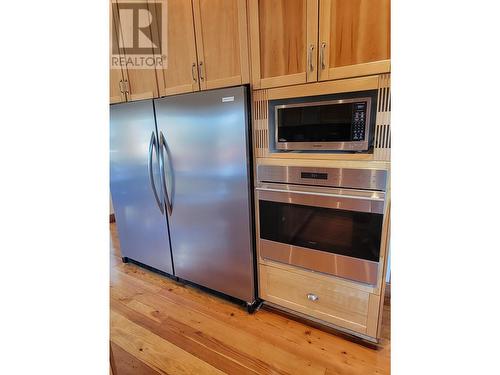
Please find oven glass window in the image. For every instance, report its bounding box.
[259,200,383,262]
[276,103,353,142]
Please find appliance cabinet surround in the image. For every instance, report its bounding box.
[110,0,250,103]
[248,0,391,89]
[254,163,391,341]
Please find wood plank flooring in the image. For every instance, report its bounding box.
[110,223,391,374]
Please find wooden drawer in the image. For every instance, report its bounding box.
[259,263,378,335]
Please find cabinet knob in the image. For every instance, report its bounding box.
[307,293,319,302]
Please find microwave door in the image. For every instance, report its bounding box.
[274,97,372,151]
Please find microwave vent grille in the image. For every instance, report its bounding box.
[252,89,269,157]
[374,74,391,161]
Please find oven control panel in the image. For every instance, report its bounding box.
[351,102,367,141]
[257,165,388,191]
[300,172,328,180]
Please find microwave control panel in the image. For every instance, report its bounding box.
[351,102,367,141]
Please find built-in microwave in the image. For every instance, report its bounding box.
[270,91,377,152]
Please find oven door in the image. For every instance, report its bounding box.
[256,183,385,285]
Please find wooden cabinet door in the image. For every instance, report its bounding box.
[110,2,127,103]
[113,0,159,101]
[249,0,318,89]
[192,0,250,90]
[151,0,200,96]
[318,0,391,81]
[110,67,127,104]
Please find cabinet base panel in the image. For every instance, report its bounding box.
[262,301,380,346]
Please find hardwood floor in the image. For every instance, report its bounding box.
[110,223,391,374]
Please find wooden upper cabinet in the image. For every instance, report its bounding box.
[249,0,318,89]
[112,0,159,101]
[318,0,391,81]
[109,0,251,102]
[110,2,127,103]
[152,0,200,96]
[192,0,250,90]
[110,67,126,104]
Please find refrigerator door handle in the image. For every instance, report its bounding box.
[159,131,174,215]
[148,132,164,215]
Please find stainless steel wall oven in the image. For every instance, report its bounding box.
[269,90,378,152]
[256,165,388,285]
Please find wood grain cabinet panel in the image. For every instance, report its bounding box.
[152,0,200,97]
[110,0,251,102]
[318,0,391,81]
[113,0,160,101]
[193,0,249,90]
[110,1,127,103]
[109,66,126,104]
[249,0,318,89]
[259,262,374,335]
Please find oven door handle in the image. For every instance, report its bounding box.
[256,186,385,214]
[255,187,385,202]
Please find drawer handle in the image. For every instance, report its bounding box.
[307,293,319,302]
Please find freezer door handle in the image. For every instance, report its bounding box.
[148,132,164,214]
[159,131,174,216]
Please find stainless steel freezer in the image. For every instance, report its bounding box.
[154,86,255,303]
[110,100,174,275]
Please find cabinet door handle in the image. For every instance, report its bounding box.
[320,42,326,70]
[198,61,204,81]
[307,293,319,302]
[308,44,315,72]
[191,63,197,82]
[119,80,129,94]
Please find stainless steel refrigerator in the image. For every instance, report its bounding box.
[110,86,256,305]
